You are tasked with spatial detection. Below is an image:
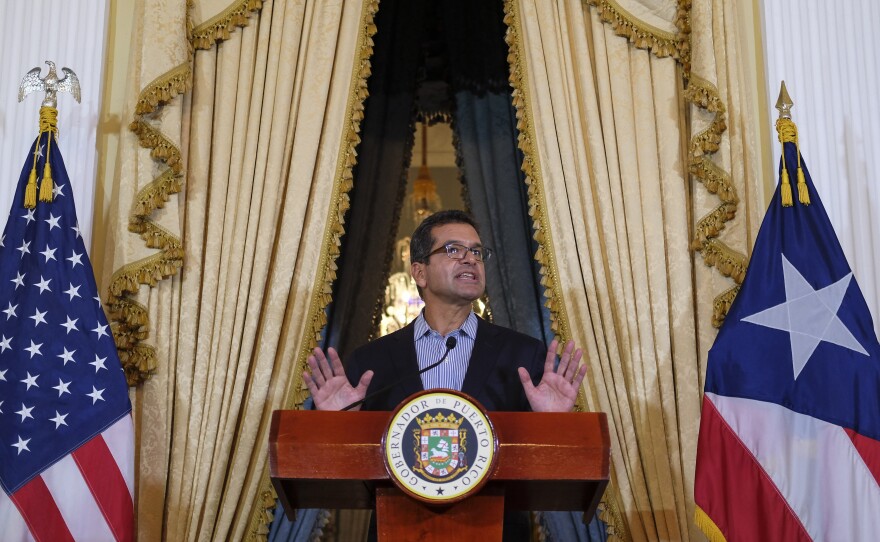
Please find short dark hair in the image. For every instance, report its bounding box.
[410,210,480,264]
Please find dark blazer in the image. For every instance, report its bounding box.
[346,316,545,542]
[345,316,546,412]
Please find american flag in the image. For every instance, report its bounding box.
[0,122,134,540]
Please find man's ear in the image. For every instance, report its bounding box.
[411,262,427,288]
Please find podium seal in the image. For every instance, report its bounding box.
[382,389,498,504]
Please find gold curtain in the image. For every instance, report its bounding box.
[102,0,377,539]
[504,0,762,540]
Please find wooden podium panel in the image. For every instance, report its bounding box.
[269,409,610,519]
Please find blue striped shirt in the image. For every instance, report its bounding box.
[413,311,478,391]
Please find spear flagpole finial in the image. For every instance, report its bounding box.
[775,81,794,120]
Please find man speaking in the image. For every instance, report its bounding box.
[303,210,588,540]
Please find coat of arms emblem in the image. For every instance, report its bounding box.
[383,390,498,503]
[414,412,467,481]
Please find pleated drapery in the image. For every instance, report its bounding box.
[102,0,378,539]
[504,0,763,540]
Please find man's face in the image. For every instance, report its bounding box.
[411,222,486,308]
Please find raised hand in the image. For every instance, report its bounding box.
[518,339,587,412]
[303,347,373,411]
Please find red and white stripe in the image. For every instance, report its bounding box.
[696,393,880,541]
[0,416,134,542]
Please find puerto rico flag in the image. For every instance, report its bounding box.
[0,113,134,541]
[694,132,880,540]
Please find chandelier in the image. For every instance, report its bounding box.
[379,238,425,336]
[411,123,442,223]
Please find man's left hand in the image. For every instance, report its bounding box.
[518,339,587,412]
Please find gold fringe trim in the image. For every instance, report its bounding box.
[700,239,748,284]
[675,6,748,324]
[132,168,183,218]
[191,0,263,50]
[695,506,728,542]
[692,203,737,249]
[583,0,679,58]
[129,119,184,173]
[711,284,740,328]
[135,63,191,115]
[244,1,379,539]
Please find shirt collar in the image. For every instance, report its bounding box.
[414,310,478,340]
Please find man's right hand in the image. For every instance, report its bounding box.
[303,347,374,411]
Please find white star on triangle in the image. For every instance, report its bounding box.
[0,369,6,381]
[15,404,34,422]
[87,386,106,404]
[0,233,4,247]
[3,302,17,320]
[71,223,82,239]
[67,251,83,268]
[24,340,43,358]
[0,335,11,353]
[53,183,66,198]
[742,254,870,379]
[50,411,68,429]
[44,213,61,230]
[21,209,35,224]
[40,244,57,262]
[53,379,72,397]
[20,372,39,390]
[58,348,76,365]
[34,144,43,159]
[12,436,30,455]
[11,271,25,289]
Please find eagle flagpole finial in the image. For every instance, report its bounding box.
[18,60,81,108]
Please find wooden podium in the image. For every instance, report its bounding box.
[269,409,610,541]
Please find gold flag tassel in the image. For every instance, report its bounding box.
[25,147,39,209]
[39,107,58,203]
[795,142,810,205]
[776,119,794,207]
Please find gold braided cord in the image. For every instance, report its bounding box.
[583,0,680,58]
[134,63,191,115]
[503,1,632,539]
[191,0,264,50]
[243,1,380,539]
[108,1,262,384]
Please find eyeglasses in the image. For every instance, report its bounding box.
[428,243,493,262]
